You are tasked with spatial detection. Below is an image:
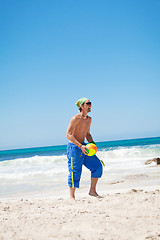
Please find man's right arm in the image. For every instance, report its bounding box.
[66,117,81,146]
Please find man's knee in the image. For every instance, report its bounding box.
[68,170,82,188]
[97,163,103,178]
[91,162,103,178]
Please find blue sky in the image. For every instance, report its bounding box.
[0,0,160,150]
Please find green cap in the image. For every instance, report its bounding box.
[76,97,88,108]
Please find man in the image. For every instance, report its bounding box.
[66,97,103,200]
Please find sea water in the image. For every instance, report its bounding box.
[0,137,160,198]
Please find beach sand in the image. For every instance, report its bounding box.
[0,184,160,240]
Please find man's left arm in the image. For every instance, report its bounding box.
[86,132,93,143]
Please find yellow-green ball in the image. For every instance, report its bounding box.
[86,143,97,156]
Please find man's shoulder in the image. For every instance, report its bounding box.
[87,116,92,122]
[71,114,81,121]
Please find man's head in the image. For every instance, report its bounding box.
[76,97,92,112]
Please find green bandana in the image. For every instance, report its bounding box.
[76,97,88,108]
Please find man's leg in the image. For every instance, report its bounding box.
[67,143,83,200]
[69,187,76,200]
[89,177,99,197]
[84,155,103,197]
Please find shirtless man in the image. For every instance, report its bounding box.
[66,97,103,200]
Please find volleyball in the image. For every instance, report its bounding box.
[86,143,97,156]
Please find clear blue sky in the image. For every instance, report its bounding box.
[0,0,160,150]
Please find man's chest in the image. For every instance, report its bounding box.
[75,120,89,132]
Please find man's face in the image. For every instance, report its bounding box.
[83,100,92,112]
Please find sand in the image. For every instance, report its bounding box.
[0,188,160,240]
[0,167,160,240]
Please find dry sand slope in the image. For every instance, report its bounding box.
[0,189,160,240]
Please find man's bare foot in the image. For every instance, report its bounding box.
[89,190,102,198]
[70,196,76,201]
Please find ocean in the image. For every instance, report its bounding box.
[0,137,160,198]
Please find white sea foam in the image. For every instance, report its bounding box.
[0,145,159,180]
[0,144,160,197]
[0,155,68,180]
[96,145,160,180]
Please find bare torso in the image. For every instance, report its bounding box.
[68,113,91,143]
[74,114,91,143]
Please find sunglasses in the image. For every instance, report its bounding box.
[85,101,92,105]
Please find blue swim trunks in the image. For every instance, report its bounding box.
[67,142,103,188]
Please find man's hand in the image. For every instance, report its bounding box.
[80,145,89,155]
